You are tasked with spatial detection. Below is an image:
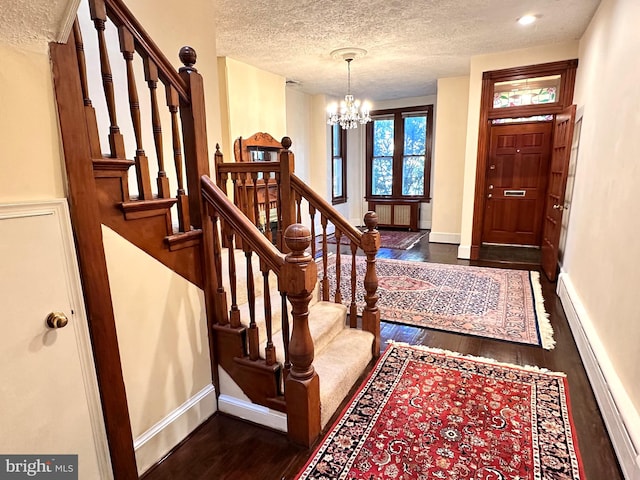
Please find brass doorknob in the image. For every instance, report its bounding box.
[46,312,69,329]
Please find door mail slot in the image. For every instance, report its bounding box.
[504,190,526,197]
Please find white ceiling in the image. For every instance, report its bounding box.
[216,0,600,101]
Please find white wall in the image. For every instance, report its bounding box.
[430,76,470,244]
[457,41,580,258]
[562,0,640,456]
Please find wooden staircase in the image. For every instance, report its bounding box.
[51,0,381,476]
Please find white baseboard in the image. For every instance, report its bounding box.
[134,384,217,475]
[429,232,461,244]
[457,244,471,259]
[557,273,640,480]
[218,394,288,432]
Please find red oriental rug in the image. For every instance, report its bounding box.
[326,230,428,250]
[295,343,585,480]
[323,258,554,349]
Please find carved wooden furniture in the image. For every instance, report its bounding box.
[232,132,283,235]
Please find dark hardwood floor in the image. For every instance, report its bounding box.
[143,236,623,480]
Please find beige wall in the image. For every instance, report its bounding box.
[563,0,640,445]
[102,226,213,473]
[430,76,470,243]
[124,0,222,158]
[218,57,286,161]
[285,87,313,183]
[457,41,580,258]
[0,44,66,202]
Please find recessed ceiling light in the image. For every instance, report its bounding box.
[518,14,538,25]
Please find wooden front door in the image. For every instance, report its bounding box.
[541,105,577,280]
[482,122,552,246]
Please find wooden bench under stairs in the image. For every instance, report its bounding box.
[51,0,381,475]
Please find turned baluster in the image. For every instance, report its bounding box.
[226,229,241,328]
[251,172,260,231]
[211,210,229,325]
[202,203,228,325]
[89,0,125,158]
[72,20,101,158]
[263,171,272,242]
[361,211,381,357]
[350,241,358,327]
[144,57,170,198]
[118,26,153,199]
[280,292,291,377]
[308,205,317,258]
[334,229,342,304]
[166,85,190,230]
[295,192,302,224]
[283,224,320,446]
[262,260,276,365]
[275,171,283,250]
[245,249,259,361]
[321,215,329,301]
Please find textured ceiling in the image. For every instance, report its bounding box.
[216,0,600,100]
[0,0,79,49]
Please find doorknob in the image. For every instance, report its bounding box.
[46,312,69,329]
[553,204,566,211]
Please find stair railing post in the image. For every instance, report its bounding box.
[282,224,321,447]
[178,46,209,229]
[361,211,381,357]
[279,137,295,252]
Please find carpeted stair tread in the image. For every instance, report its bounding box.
[314,328,374,428]
[260,300,347,367]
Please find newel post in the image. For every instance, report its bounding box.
[282,224,321,447]
[279,136,295,252]
[361,211,381,357]
[179,46,210,228]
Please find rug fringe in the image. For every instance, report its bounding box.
[529,271,556,350]
[385,340,566,377]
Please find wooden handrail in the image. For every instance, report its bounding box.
[216,162,280,174]
[290,174,363,246]
[105,0,189,102]
[201,175,284,273]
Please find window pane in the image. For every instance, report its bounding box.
[493,75,561,108]
[402,156,425,196]
[332,124,340,156]
[333,157,343,198]
[372,157,393,195]
[404,116,426,155]
[373,119,394,156]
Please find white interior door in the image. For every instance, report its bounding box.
[0,200,112,478]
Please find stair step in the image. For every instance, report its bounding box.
[314,328,374,428]
[262,300,347,367]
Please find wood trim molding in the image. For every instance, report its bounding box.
[50,31,138,479]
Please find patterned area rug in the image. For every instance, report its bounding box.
[325,230,428,250]
[296,343,584,480]
[323,258,554,348]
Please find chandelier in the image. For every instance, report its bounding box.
[327,48,371,130]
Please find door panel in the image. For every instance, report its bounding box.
[483,122,552,245]
[0,201,110,478]
[541,105,577,280]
